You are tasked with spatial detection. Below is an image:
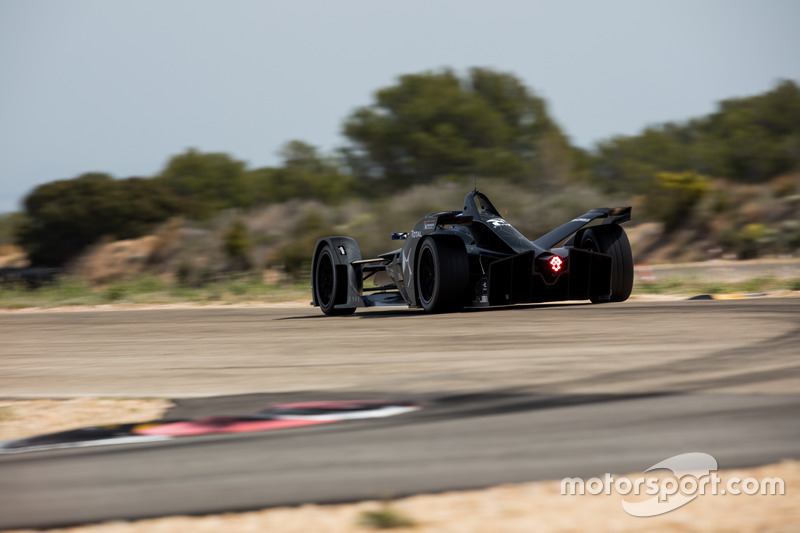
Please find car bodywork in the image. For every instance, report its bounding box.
[312,189,633,315]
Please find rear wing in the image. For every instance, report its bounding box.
[531,207,631,250]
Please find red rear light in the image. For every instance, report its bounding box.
[537,253,567,282]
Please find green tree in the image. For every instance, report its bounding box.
[592,80,800,191]
[16,174,183,266]
[157,149,248,217]
[0,212,25,247]
[593,126,694,193]
[247,141,355,204]
[343,68,574,189]
[702,80,800,182]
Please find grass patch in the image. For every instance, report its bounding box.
[358,506,417,530]
[635,279,685,294]
[1,272,797,310]
[0,277,103,308]
[634,276,800,295]
[0,274,310,309]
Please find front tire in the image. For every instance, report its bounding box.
[314,245,356,316]
[416,236,469,313]
[580,225,633,303]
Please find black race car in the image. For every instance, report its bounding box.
[312,189,633,315]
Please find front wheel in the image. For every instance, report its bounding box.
[580,225,633,303]
[313,245,356,316]
[416,236,469,313]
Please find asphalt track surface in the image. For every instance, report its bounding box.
[1,298,798,529]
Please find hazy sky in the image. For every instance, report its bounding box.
[1,0,799,213]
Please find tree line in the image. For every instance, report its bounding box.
[13,69,800,266]
[594,79,800,192]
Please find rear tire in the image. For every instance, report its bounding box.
[580,225,633,303]
[314,245,356,316]
[416,236,469,313]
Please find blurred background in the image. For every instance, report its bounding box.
[1,0,799,304]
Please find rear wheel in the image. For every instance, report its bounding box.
[416,236,469,313]
[314,245,355,316]
[580,225,633,303]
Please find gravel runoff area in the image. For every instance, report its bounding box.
[1,399,798,533]
[0,399,173,442]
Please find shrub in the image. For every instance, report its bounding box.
[223,218,252,271]
[645,171,711,232]
[16,174,183,266]
[736,223,774,259]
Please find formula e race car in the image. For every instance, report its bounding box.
[311,189,633,315]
